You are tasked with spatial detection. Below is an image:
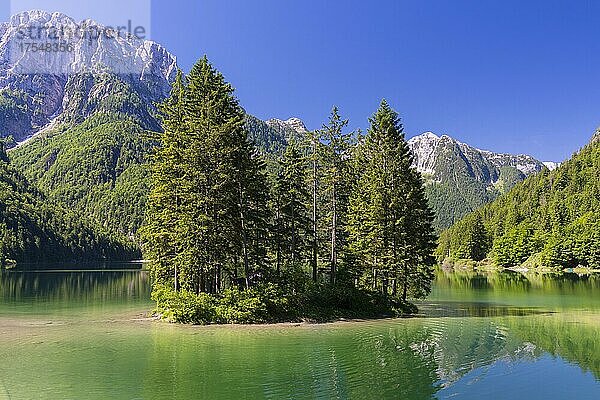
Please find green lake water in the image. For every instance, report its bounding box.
[1,267,599,399]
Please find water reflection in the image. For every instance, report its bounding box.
[0,269,599,399]
[0,267,151,317]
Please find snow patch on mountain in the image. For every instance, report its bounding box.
[408,132,549,177]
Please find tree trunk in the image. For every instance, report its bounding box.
[330,183,337,285]
[311,138,318,282]
[275,203,281,275]
[382,271,388,295]
[174,264,179,292]
[238,182,250,288]
[372,267,377,290]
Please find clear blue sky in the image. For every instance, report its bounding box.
[3,0,600,161]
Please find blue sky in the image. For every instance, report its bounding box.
[3,0,600,161]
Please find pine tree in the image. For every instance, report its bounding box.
[305,128,322,282]
[273,140,311,275]
[320,107,354,284]
[348,100,436,301]
[142,56,268,294]
[141,70,187,291]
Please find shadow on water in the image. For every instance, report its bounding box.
[417,301,555,318]
[0,267,151,316]
[12,260,146,272]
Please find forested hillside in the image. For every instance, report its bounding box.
[408,132,551,230]
[438,131,600,269]
[10,112,153,240]
[0,142,135,266]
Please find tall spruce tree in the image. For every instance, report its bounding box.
[141,70,187,291]
[142,56,268,294]
[305,128,322,282]
[273,140,311,275]
[348,100,436,301]
[320,107,354,284]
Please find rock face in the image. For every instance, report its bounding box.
[591,129,600,145]
[247,116,307,154]
[407,132,556,230]
[408,131,548,183]
[266,117,308,135]
[0,10,177,142]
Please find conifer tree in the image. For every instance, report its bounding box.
[141,70,187,291]
[142,57,268,293]
[320,107,354,284]
[348,100,436,301]
[305,128,322,282]
[273,140,311,274]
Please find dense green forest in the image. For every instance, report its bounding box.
[10,113,153,241]
[0,141,136,266]
[420,150,532,231]
[142,57,436,323]
[438,133,600,269]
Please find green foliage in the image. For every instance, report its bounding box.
[348,100,437,301]
[10,112,153,241]
[142,58,270,294]
[437,213,489,261]
[315,107,356,283]
[0,156,134,265]
[439,138,600,270]
[152,283,415,324]
[272,140,312,273]
[425,178,497,231]
[141,60,436,323]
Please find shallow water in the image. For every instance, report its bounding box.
[0,268,599,399]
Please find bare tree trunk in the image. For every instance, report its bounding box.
[276,203,281,275]
[174,193,180,292]
[372,267,378,290]
[330,183,337,285]
[239,182,250,289]
[311,138,318,282]
[216,264,221,294]
[174,265,179,292]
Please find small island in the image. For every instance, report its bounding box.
[141,57,436,324]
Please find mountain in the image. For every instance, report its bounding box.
[437,130,600,269]
[245,115,306,154]
[0,10,177,143]
[408,132,554,230]
[0,148,135,266]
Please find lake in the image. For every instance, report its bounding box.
[1,267,599,399]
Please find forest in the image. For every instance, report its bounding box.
[437,133,600,270]
[141,57,437,323]
[0,140,136,266]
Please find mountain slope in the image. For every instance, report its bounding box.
[9,112,153,238]
[408,132,554,230]
[437,130,600,269]
[245,115,306,154]
[0,10,176,143]
[0,148,134,265]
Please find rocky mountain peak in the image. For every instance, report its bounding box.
[592,129,600,145]
[408,131,552,177]
[265,117,308,135]
[0,10,179,143]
